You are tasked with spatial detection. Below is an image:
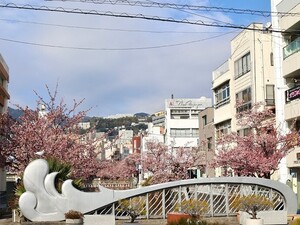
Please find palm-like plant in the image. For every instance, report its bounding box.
[47,157,83,192]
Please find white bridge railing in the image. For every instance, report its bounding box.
[95,179,291,219]
[19,160,297,222]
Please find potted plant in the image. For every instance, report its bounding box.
[64,210,84,225]
[118,197,145,225]
[167,199,209,224]
[236,194,273,225]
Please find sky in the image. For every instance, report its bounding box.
[0,0,271,117]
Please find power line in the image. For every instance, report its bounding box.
[0,3,293,34]
[0,18,237,34]
[56,0,239,26]
[0,31,234,51]
[46,0,300,17]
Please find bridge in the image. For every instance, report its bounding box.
[19,159,297,221]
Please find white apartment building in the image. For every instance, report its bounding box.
[0,53,10,206]
[165,97,212,148]
[272,0,300,199]
[212,23,275,176]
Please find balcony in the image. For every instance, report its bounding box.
[283,37,300,59]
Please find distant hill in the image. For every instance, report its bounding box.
[8,107,150,120]
[8,107,23,119]
[134,112,149,118]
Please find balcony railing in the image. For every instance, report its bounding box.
[212,60,229,80]
[283,37,300,59]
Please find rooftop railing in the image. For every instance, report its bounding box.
[283,37,300,59]
[212,61,229,81]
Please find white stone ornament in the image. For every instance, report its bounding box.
[19,159,297,222]
[19,159,114,221]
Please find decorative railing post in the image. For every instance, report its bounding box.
[146,193,149,219]
[225,184,229,216]
[162,189,166,219]
[209,184,214,217]
[178,186,182,212]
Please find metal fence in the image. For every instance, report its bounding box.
[94,182,286,219]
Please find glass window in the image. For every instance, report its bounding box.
[234,52,251,79]
[207,137,212,150]
[216,120,231,139]
[214,82,230,108]
[237,128,251,137]
[266,85,275,105]
[170,128,199,137]
[202,115,207,127]
[236,87,252,112]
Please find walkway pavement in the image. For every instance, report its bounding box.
[0,217,240,225]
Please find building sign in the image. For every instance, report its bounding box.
[167,99,210,109]
[286,86,300,101]
[293,160,300,164]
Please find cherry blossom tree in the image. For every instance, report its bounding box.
[0,84,102,180]
[96,153,141,180]
[212,104,299,178]
[141,141,204,184]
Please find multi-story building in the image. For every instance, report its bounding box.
[212,23,275,176]
[198,107,215,177]
[0,54,9,113]
[0,53,10,208]
[151,110,165,127]
[272,0,300,199]
[164,97,212,148]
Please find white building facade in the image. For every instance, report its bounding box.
[212,23,275,177]
[0,53,9,205]
[164,97,212,148]
[272,0,300,199]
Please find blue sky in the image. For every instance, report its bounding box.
[0,0,271,117]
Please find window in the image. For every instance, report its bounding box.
[170,128,199,137]
[191,128,199,137]
[266,85,275,105]
[270,52,274,66]
[202,115,207,127]
[295,120,300,131]
[170,109,190,119]
[237,128,251,137]
[215,120,231,139]
[207,137,212,150]
[234,52,251,79]
[236,87,252,112]
[214,82,230,108]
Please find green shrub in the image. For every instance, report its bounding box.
[175,199,209,219]
[64,210,83,219]
[118,197,146,223]
[168,218,227,225]
[234,194,273,219]
[292,218,300,225]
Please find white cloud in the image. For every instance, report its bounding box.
[1,0,268,116]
